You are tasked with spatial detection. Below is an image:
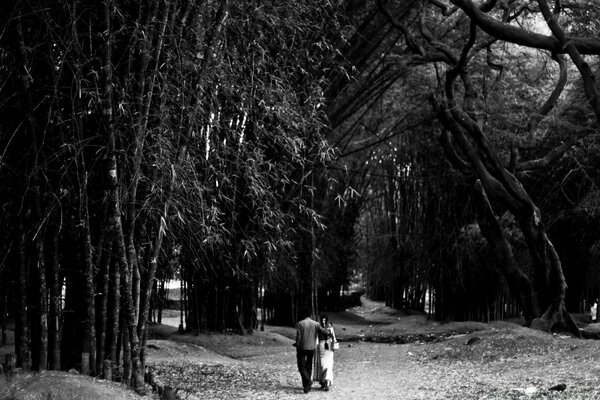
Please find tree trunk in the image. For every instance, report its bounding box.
[525,225,580,336]
[31,187,48,371]
[80,180,97,376]
[138,215,166,359]
[16,221,29,369]
[36,222,48,372]
[124,0,166,346]
[121,311,131,383]
[473,181,537,322]
[112,207,135,386]
[108,240,121,373]
[67,0,97,375]
[1,292,6,346]
[180,277,185,332]
[101,0,138,385]
[431,54,580,334]
[101,0,120,379]
[96,237,111,376]
[157,280,164,324]
[48,224,61,370]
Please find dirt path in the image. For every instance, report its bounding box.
[146,298,600,399]
[4,298,600,399]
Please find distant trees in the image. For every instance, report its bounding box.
[335,0,600,331]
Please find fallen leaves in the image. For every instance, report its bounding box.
[149,359,286,399]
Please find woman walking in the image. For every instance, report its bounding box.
[314,314,337,391]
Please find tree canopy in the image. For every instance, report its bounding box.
[2,0,600,393]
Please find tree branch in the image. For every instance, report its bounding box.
[438,129,470,171]
[429,0,459,16]
[526,52,568,142]
[449,0,600,54]
[515,132,590,171]
[537,0,600,121]
[376,0,424,56]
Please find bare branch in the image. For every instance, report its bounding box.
[526,53,568,141]
[485,45,503,71]
[537,0,600,121]
[418,8,459,64]
[429,0,459,16]
[449,20,477,80]
[515,132,590,171]
[376,0,424,56]
[449,0,600,54]
[438,129,470,170]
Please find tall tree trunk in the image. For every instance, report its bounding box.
[435,93,579,335]
[33,189,48,371]
[180,276,186,332]
[124,0,162,338]
[66,1,97,375]
[473,181,537,321]
[16,221,29,369]
[108,240,121,376]
[157,280,164,324]
[96,237,111,376]
[14,7,40,372]
[1,292,6,346]
[121,309,132,383]
[48,223,61,370]
[79,176,97,376]
[101,0,128,382]
[138,213,166,357]
[132,4,172,391]
[110,187,135,385]
[384,162,402,309]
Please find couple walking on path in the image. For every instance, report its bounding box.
[294,308,338,394]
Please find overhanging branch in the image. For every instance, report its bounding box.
[526,52,568,142]
[438,129,470,171]
[449,0,600,54]
[537,0,600,121]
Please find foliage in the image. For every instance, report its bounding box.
[0,0,347,382]
[325,0,600,327]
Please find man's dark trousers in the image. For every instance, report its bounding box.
[296,348,315,389]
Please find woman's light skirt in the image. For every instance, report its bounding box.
[313,342,334,385]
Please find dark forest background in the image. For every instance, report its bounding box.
[1,0,600,393]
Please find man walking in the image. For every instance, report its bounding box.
[294,307,328,393]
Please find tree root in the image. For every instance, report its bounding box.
[530,304,581,338]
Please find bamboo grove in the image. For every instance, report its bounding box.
[0,0,350,391]
[4,0,600,393]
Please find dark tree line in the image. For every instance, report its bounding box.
[333,0,600,330]
[0,0,353,392]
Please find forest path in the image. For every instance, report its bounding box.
[4,298,600,399]
[145,298,600,399]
